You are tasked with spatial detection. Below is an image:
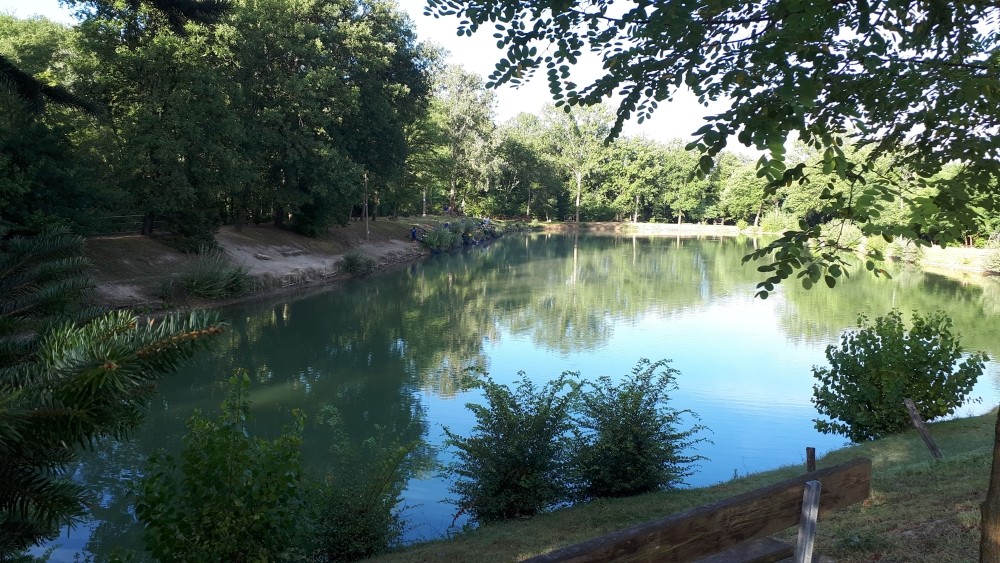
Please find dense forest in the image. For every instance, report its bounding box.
[4,1,999,251]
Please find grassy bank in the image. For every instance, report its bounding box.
[378,410,995,562]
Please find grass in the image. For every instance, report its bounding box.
[376,410,996,562]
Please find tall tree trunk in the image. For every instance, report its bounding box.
[363,170,370,240]
[980,410,1000,561]
[574,170,582,223]
[141,212,155,236]
[422,187,427,217]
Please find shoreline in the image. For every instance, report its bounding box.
[84,221,997,314]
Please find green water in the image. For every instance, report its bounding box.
[52,233,1000,558]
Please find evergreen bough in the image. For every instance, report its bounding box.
[0,229,223,555]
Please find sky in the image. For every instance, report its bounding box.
[0,0,731,147]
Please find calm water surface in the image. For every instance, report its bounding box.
[54,234,1000,558]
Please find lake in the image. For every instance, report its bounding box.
[52,233,1000,558]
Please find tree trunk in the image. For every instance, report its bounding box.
[422,187,427,217]
[574,170,582,223]
[141,212,155,236]
[979,409,1000,561]
[363,171,370,240]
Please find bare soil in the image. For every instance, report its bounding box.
[85,218,435,311]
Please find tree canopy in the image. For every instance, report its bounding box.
[426,0,1000,294]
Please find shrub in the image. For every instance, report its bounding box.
[178,247,249,298]
[313,407,414,561]
[341,250,376,276]
[985,248,1000,274]
[759,210,796,234]
[820,220,863,250]
[573,359,705,498]
[886,237,923,263]
[812,310,987,442]
[136,372,313,561]
[421,228,460,252]
[445,372,580,524]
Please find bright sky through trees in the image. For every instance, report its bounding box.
[0,0,734,149]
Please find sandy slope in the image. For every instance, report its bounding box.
[85,221,430,310]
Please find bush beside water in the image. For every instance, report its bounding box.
[341,250,376,276]
[445,359,705,525]
[137,374,413,562]
[812,310,986,442]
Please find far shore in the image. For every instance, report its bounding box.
[83,219,996,313]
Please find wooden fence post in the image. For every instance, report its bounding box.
[903,398,944,459]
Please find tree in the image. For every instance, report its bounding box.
[0,230,224,555]
[434,65,496,213]
[540,103,611,222]
[0,0,228,113]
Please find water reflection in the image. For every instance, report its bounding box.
[59,233,1000,557]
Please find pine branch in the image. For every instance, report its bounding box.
[0,55,98,115]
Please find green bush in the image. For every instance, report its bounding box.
[178,247,249,298]
[341,250,376,276]
[445,372,580,524]
[313,407,413,561]
[985,249,1000,274]
[573,359,705,498]
[136,372,314,561]
[421,227,460,252]
[759,210,796,234]
[886,237,923,263]
[820,220,863,250]
[863,232,889,256]
[812,310,987,442]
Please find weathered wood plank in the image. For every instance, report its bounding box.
[695,537,793,563]
[793,481,822,563]
[524,457,871,563]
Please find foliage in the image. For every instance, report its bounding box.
[446,360,707,525]
[136,372,313,562]
[886,237,924,264]
[340,250,376,276]
[573,359,705,499]
[420,227,460,252]
[986,249,1000,275]
[313,406,415,561]
[444,372,580,524]
[812,310,987,442]
[0,230,224,556]
[428,0,1000,296]
[177,247,249,299]
[758,210,796,235]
